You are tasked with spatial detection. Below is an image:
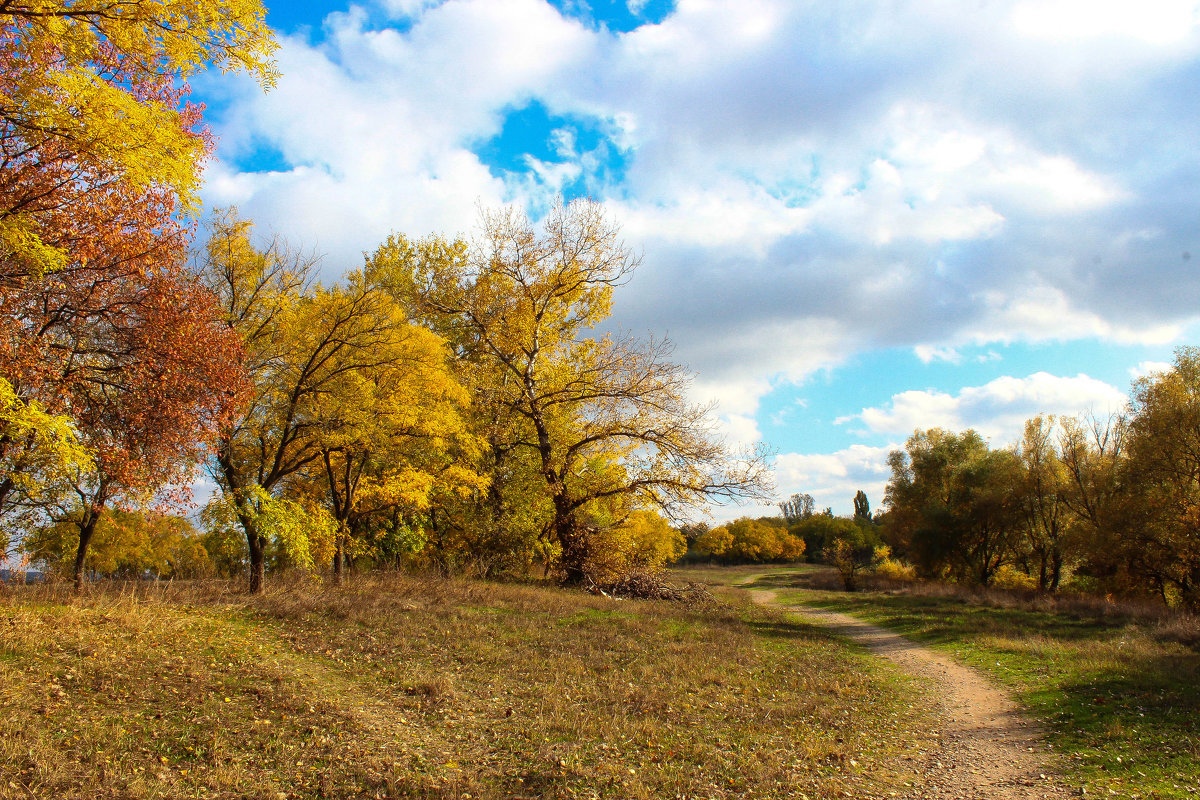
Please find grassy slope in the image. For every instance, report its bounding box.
[741,568,1200,800]
[1,574,940,800]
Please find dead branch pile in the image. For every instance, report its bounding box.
[588,571,717,606]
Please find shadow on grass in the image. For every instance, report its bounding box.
[740,568,842,593]
[746,618,842,645]
[1038,652,1200,787]
[806,592,1117,646]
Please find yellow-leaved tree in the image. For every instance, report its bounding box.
[1,1,275,576]
[0,376,93,551]
[368,200,772,584]
[1123,348,1200,609]
[294,277,482,583]
[0,0,276,267]
[200,212,477,592]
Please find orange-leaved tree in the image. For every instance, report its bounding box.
[1,0,275,564]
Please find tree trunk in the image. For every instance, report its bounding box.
[73,511,101,594]
[556,510,589,585]
[247,528,266,594]
[1049,548,1063,593]
[332,536,343,585]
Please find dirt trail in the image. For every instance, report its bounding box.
[748,587,1075,800]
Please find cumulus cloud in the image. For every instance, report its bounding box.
[842,372,1130,444]
[774,445,899,516]
[199,0,595,272]
[1130,360,1174,378]
[196,0,1200,435]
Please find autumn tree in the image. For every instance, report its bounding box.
[1,0,275,276]
[694,517,804,563]
[368,200,771,583]
[1,0,276,575]
[787,510,878,579]
[1014,415,1072,592]
[2,0,276,374]
[296,280,479,583]
[1122,349,1200,609]
[365,232,549,576]
[1057,412,1131,591]
[0,377,92,543]
[823,519,879,592]
[582,508,686,582]
[57,271,245,590]
[26,509,212,580]
[201,213,475,592]
[884,428,1024,586]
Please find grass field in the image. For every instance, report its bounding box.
[739,567,1200,800]
[1,573,943,800]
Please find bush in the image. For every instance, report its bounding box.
[871,547,917,582]
[691,517,804,564]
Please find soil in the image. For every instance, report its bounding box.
[749,587,1077,800]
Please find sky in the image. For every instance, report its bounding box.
[192,0,1200,519]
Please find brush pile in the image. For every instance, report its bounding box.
[588,571,716,605]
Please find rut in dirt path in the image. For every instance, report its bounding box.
[749,587,1077,800]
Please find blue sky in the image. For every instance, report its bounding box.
[193,0,1200,517]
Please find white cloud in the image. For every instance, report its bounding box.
[963,286,1184,346]
[1130,360,1174,378]
[774,445,898,516]
[915,345,963,364]
[1011,0,1200,46]
[197,0,1200,416]
[200,0,595,271]
[845,372,1129,444]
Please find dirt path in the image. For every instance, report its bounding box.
[748,586,1075,800]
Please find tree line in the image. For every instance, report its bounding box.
[0,2,768,592]
[692,347,1200,614]
[706,351,1200,611]
[684,489,883,592]
[879,349,1200,611]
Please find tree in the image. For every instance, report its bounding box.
[1122,348,1200,609]
[694,525,734,560]
[367,200,771,583]
[823,520,879,592]
[1058,412,1131,593]
[853,490,871,522]
[1,0,276,579]
[298,280,479,582]
[0,0,275,276]
[202,213,475,592]
[884,429,1024,586]
[1014,415,1072,592]
[0,377,93,543]
[56,270,245,590]
[583,509,686,583]
[694,517,804,564]
[26,509,212,580]
[779,493,815,524]
[790,513,871,570]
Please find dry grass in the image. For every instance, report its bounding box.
[0,572,941,799]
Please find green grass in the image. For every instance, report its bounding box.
[738,567,1200,800]
[1,573,943,799]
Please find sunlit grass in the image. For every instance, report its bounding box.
[1,573,940,799]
